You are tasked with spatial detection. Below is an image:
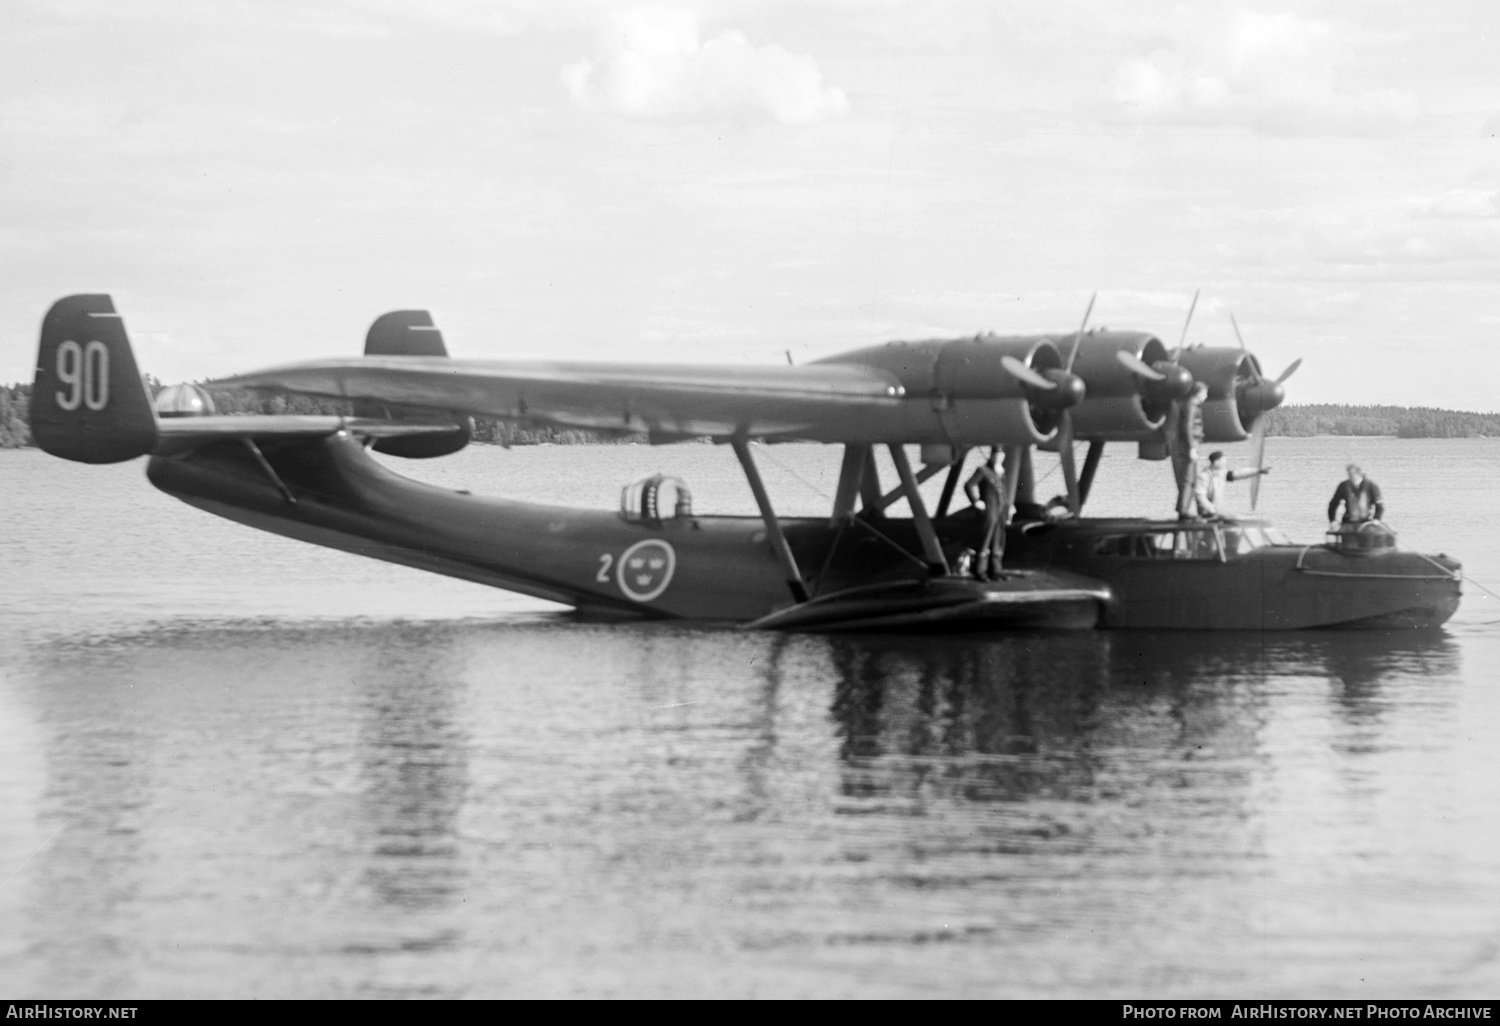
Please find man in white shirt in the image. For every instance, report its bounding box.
[1193,450,1270,517]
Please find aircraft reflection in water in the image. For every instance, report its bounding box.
[30,294,1460,631]
[10,620,1467,995]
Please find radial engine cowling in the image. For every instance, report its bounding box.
[1177,347,1267,442]
[1067,331,1177,440]
[822,335,1077,447]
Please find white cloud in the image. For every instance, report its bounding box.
[1410,188,1499,220]
[1111,9,1418,133]
[562,8,849,124]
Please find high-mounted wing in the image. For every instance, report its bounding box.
[219,357,909,443]
[220,332,1087,447]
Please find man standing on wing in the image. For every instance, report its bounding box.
[1193,450,1271,518]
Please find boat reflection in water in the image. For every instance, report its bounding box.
[820,627,1460,833]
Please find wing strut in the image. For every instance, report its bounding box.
[888,445,949,576]
[935,447,970,520]
[830,444,866,525]
[732,438,810,603]
[242,439,297,506]
[857,447,883,515]
[1077,440,1105,512]
[867,461,947,516]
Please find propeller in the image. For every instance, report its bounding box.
[997,293,1093,511]
[1115,349,1196,403]
[1114,288,1202,411]
[1054,293,1096,511]
[1175,288,1200,359]
[1229,313,1301,510]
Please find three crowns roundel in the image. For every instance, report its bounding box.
[617,540,676,603]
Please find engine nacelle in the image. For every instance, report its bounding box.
[824,335,1073,446]
[1067,331,1174,440]
[1177,347,1263,442]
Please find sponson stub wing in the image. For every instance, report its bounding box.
[218,331,1078,448]
[152,415,462,456]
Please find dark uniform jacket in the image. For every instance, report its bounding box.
[1328,478,1384,522]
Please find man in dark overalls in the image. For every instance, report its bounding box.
[1164,381,1208,519]
[964,447,1008,581]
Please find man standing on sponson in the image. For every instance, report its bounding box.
[965,447,1007,581]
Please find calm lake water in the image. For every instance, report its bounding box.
[1,437,1498,998]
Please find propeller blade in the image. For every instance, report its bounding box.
[1000,354,1056,391]
[1063,292,1097,372]
[1057,411,1080,512]
[1115,349,1166,381]
[1274,358,1302,385]
[1175,288,1200,359]
[1249,417,1267,511]
[1229,312,1264,383]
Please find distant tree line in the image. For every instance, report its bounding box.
[1260,404,1500,438]
[4,382,1498,448]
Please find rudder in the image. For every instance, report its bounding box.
[31,294,159,463]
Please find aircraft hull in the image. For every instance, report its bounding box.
[147,433,1102,626]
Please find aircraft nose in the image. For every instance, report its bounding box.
[1240,379,1286,416]
[1151,364,1195,401]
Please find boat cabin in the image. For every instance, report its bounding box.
[1019,518,1293,564]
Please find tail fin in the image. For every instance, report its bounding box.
[364,310,448,357]
[31,294,159,463]
[359,309,471,458]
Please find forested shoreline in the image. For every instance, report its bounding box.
[4,381,1499,448]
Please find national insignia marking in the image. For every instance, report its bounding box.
[616,539,676,602]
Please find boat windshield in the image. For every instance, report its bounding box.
[1092,527,1223,560]
[1220,524,1291,555]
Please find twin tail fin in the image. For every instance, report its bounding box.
[31,294,159,464]
[359,309,473,459]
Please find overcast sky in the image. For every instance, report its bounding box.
[4,1,1498,408]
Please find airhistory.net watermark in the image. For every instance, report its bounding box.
[6,1008,137,1019]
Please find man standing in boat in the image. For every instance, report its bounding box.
[1328,463,1385,525]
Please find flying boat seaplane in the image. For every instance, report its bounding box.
[30,294,1461,631]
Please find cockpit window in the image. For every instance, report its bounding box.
[620,474,693,526]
